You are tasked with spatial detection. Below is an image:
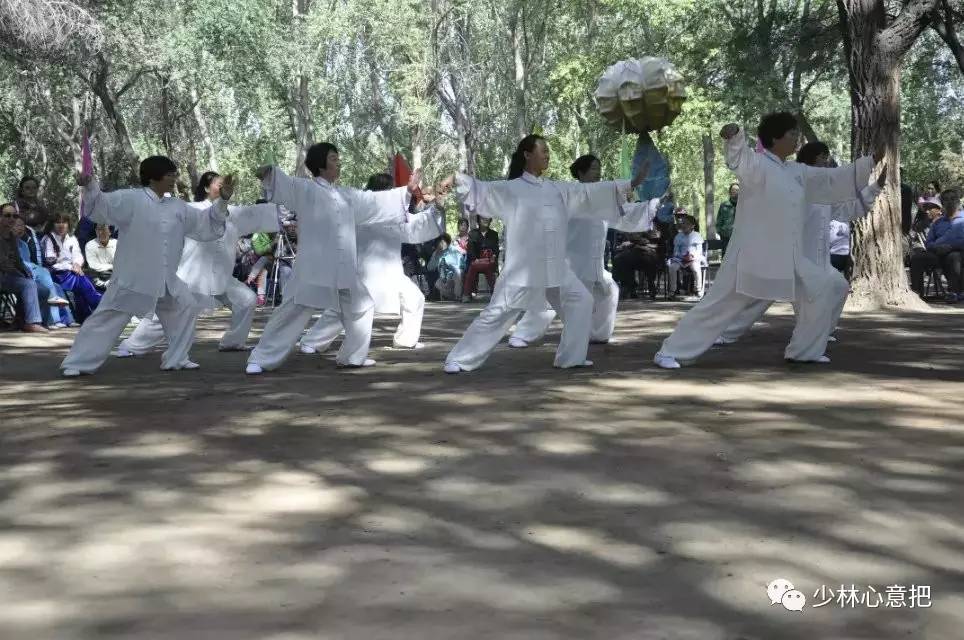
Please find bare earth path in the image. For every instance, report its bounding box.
[1,301,963,640]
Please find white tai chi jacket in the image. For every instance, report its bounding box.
[81,180,228,316]
[802,183,883,268]
[178,201,281,300]
[456,171,633,311]
[262,168,410,312]
[724,129,874,302]
[568,198,661,285]
[356,205,445,314]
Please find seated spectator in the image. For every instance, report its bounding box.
[0,204,47,332]
[42,213,102,322]
[454,218,470,257]
[611,229,663,300]
[668,214,705,300]
[426,233,464,301]
[84,224,116,290]
[909,191,964,300]
[9,214,75,328]
[918,180,940,205]
[461,215,499,302]
[245,228,295,307]
[828,219,852,279]
[15,176,50,231]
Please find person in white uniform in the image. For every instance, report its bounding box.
[61,156,231,376]
[115,171,281,357]
[509,153,662,348]
[653,112,880,369]
[245,142,420,374]
[299,172,444,355]
[714,141,886,347]
[441,134,648,373]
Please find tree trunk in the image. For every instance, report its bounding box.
[509,3,527,139]
[88,55,140,184]
[190,87,218,171]
[703,134,715,235]
[838,0,937,309]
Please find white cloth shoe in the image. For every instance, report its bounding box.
[161,361,200,371]
[507,337,529,349]
[299,343,318,355]
[714,336,736,346]
[443,362,462,374]
[113,349,135,358]
[556,360,594,369]
[62,368,81,377]
[654,353,681,369]
[337,358,376,368]
[827,335,838,343]
[392,341,424,350]
[245,363,264,375]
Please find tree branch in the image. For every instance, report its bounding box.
[883,0,940,57]
[929,0,964,74]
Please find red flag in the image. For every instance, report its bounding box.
[81,130,93,176]
[392,153,411,187]
[393,152,421,207]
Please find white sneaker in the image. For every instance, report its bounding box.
[443,362,462,374]
[245,363,264,375]
[299,343,318,354]
[113,349,135,358]
[507,337,529,349]
[338,358,376,368]
[714,336,736,346]
[654,353,681,369]
[52,323,67,329]
[181,361,201,370]
[827,335,838,343]
[62,368,81,377]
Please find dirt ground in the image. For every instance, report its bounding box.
[1,299,963,640]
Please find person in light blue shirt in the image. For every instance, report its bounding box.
[12,216,76,327]
[913,189,963,302]
[668,214,706,299]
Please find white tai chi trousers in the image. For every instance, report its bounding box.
[658,260,848,363]
[302,275,425,351]
[512,271,620,344]
[719,270,850,357]
[445,271,593,371]
[668,260,704,296]
[248,289,374,370]
[120,279,258,353]
[61,294,198,373]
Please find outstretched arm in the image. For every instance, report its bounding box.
[804,156,875,205]
[612,198,661,232]
[722,125,763,189]
[454,174,514,221]
[229,202,283,237]
[76,174,134,228]
[256,165,304,213]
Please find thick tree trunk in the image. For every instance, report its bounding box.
[837,0,936,310]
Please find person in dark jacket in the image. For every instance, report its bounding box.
[461,215,499,302]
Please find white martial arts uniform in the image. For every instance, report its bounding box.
[511,197,661,344]
[445,172,633,371]
[247,168,409,370]
[60,182,228,373]
[301,205,444,351]
[118,201,281,354]
[718,182,882,346]
[656,129,874,364]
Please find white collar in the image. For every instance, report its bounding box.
[520,172,543,185]
[762,149,786,166]
[313,177,334,189]
[143,188,168,202]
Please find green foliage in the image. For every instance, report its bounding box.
[0,0,960,219]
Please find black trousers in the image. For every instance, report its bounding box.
[909,249,963,294]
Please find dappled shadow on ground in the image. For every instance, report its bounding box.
[0,303,962,639]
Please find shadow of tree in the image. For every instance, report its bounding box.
[0,302,962,639]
